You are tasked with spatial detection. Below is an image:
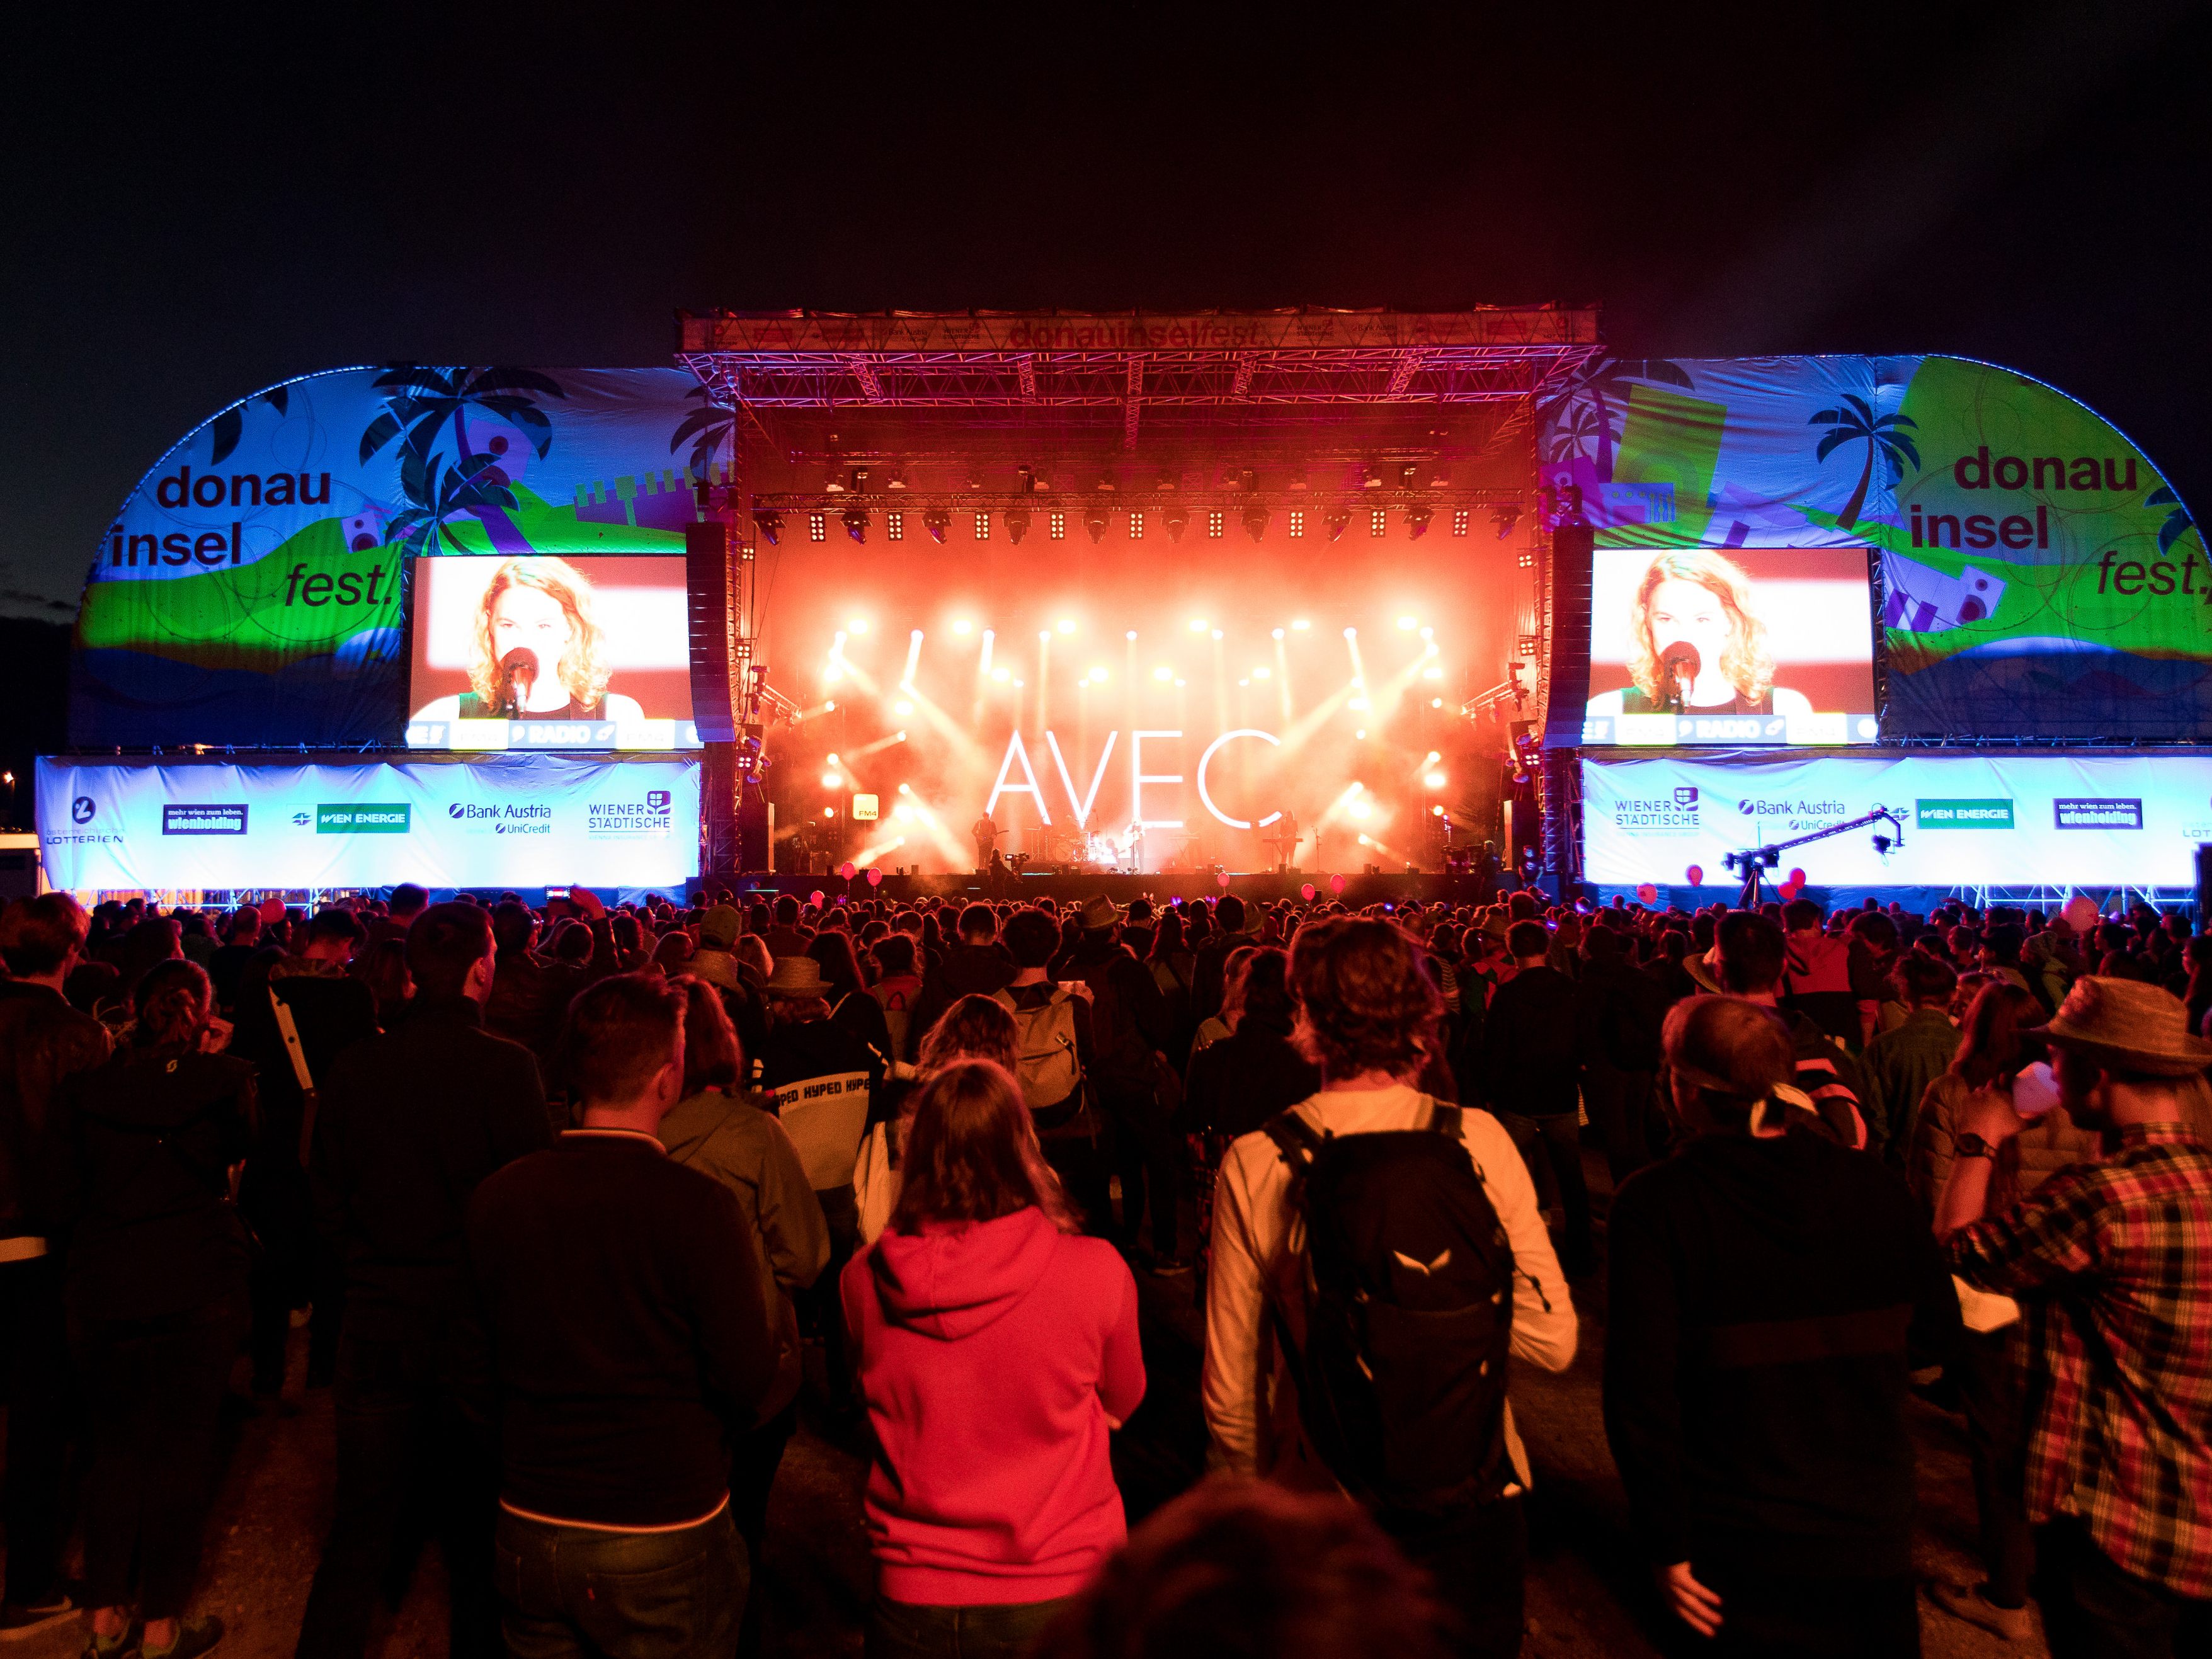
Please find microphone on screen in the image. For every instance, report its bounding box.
[498,647,536,715]
[1659,641,1701,713]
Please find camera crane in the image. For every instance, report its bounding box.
[1723,806,1907,909]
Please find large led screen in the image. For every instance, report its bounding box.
[1579,546,1876,746]
[406,555,698,751]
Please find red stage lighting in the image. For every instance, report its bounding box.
[1163,506,1190,542]
[841,506,869,544]
[1241,503,1269,541]
[923,507,950,543]
[1006,506,1031,545]
[1324,506,1350,541]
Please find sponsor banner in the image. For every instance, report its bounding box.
[1580,753,2205,888]
[36,754,698,890]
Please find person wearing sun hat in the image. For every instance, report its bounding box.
[1939,976,2212,1654]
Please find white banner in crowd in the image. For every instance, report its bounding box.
[1582,753,2212,889]
[37,754,700,891]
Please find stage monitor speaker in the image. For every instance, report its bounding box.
[685,520,736,743]
[1542,521,1595,750]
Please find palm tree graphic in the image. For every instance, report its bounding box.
[1808,394,1919,530]
[358,365,567,470]
[669,384,737,480]
[1540,358,1694,480]
[384,448,519,557]
[2147,485,2197,555]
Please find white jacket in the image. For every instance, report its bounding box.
[1201,1083,1578,1491]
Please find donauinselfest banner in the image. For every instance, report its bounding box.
[37,754,699,891]
[1582,753,2212,889]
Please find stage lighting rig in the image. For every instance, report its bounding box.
[1242,503,1270,541]
[923,507,950,543]
[1084,504,1110,543]
[1323,506,1350,542]
[841,506,869,545]
[1005,506,1032,545]
[1406,506,1432,539]
[1163,506,1190,542]
[755,511,782,546]
[1493,502,1523,539]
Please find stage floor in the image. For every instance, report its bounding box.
[701,870,1494,908]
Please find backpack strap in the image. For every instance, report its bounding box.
[1263,1107,1325,1170]
[269,984,319,1169]
[1427,1098,1462,1139]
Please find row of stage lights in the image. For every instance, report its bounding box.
[757,500,1524,547]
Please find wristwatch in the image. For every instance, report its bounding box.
[1955,1132,1998,1160]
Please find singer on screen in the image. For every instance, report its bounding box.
[412,556,646,722]
[1585,549,1811,718]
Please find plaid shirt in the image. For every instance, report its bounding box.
[1947,1122,2212,1597]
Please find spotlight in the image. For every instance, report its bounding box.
[1362,462,1382,489]
[952,619,972,634]
[893,700,913,716]
[1252,666,1271,679]
[1493,503,1523,539]
[1343,627,1357,639]
[848,619,869,636]
[1153,666,1173,681]
[1163,505,1190,542]
[1272,627,1285,640]
[1057,619,1076,635]
[1398,615,1417,631]
[821,772,841,788]
[827,753,840,765]
[1292,619,1311,631]
[1431,697,1444,709]
[1190,619,1208,633]
[1426,751,1441,763]
[1350,801,1372,820]
[1424,771,1447,789]
[1406,506,1432,539]
[841,506,869,544]
[1211,629,1223,641]
[991,667,1010,681]
[1089,667,1108,683]
[1084,505,1110,543]
[1125,629,1137,641]
[923,507,950,543]
[755,510,782,546]
[1006,506,1032,545]
[1241,503,1269,541]
[1323,506,1350,542]
[1349,698,1369,711]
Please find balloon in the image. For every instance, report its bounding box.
[808,890,824,907]
[258,896,287,924]
[1300,883,1317,901]
[839,861,857,880]
[1788,868,1806,888]
[1636,882,1658,904]
[866,867,883,887]
[1685,865,1704,887]
[1330,874,1348,894]
[1216,872,1231,889]
[2063,893,2100,933]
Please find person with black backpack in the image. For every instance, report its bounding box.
[994,909,1112,1233]
[1202,918,1576,1658]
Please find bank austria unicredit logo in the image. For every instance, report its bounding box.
[588,789,674,840]
[447,799,554,836]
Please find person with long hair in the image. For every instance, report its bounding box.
[843,1060,1144,1658]
[53,961,256,1659]
[1585,549,1813,718]
[413,556,646,722]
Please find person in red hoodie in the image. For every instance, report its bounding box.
[843,1058,1144,1658]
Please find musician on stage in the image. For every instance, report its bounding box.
[1270,807,1300,873]
[972,811,998,873]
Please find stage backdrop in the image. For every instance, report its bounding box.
[1582,753,2212,889]
[1541,355,2206,741]
[36,754,699,891]
[69,367,713,746]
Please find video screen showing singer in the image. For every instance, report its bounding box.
[411,556,646,723]
[1584,549,1812,719]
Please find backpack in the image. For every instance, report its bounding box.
[993,986,1084,1111]
[1264,1099,1517,1516]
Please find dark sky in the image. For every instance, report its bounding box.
[5,2,2207,620]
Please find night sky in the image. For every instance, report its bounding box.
[5,3,2207,622]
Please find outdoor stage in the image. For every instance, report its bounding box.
[710,870,1497,909]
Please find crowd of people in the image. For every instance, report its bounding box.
[0,875,2206,1658]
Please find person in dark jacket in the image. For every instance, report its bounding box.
[470,972,778,1658]
[904,904,1018,1059]
[1576,925,1668,1184]
[295,903,552,1659]
[0,896,110,1639]
[1189,894,1262,1029]
[1707,913,1872,1151]
[54,961,256,1659]
[1062,897,1182,1268]
[1480,920,1593,1275]
[229,906,377,1398]
[1604,995,1959,1656]
[1183,947,1320,1142]
[482,899,565,1070]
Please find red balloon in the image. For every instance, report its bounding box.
[866,868,883,887]
[1300,883,1316,901]
[1330,874,1348,894]
[1216,872,1231,889]
[1685,865,1704,887]
[839,861,857,880]
[1788,868,1806,888]
[808,890,824,907]
[1636,882,1658,904]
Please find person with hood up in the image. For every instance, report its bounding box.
[843,1059,1144,1658]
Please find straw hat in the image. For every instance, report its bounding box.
[1685,945,1725,994]
[1078,894,1122,932]
[2031,976,2212,1077]
[698,904,742,949]
[763,956,832,999]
